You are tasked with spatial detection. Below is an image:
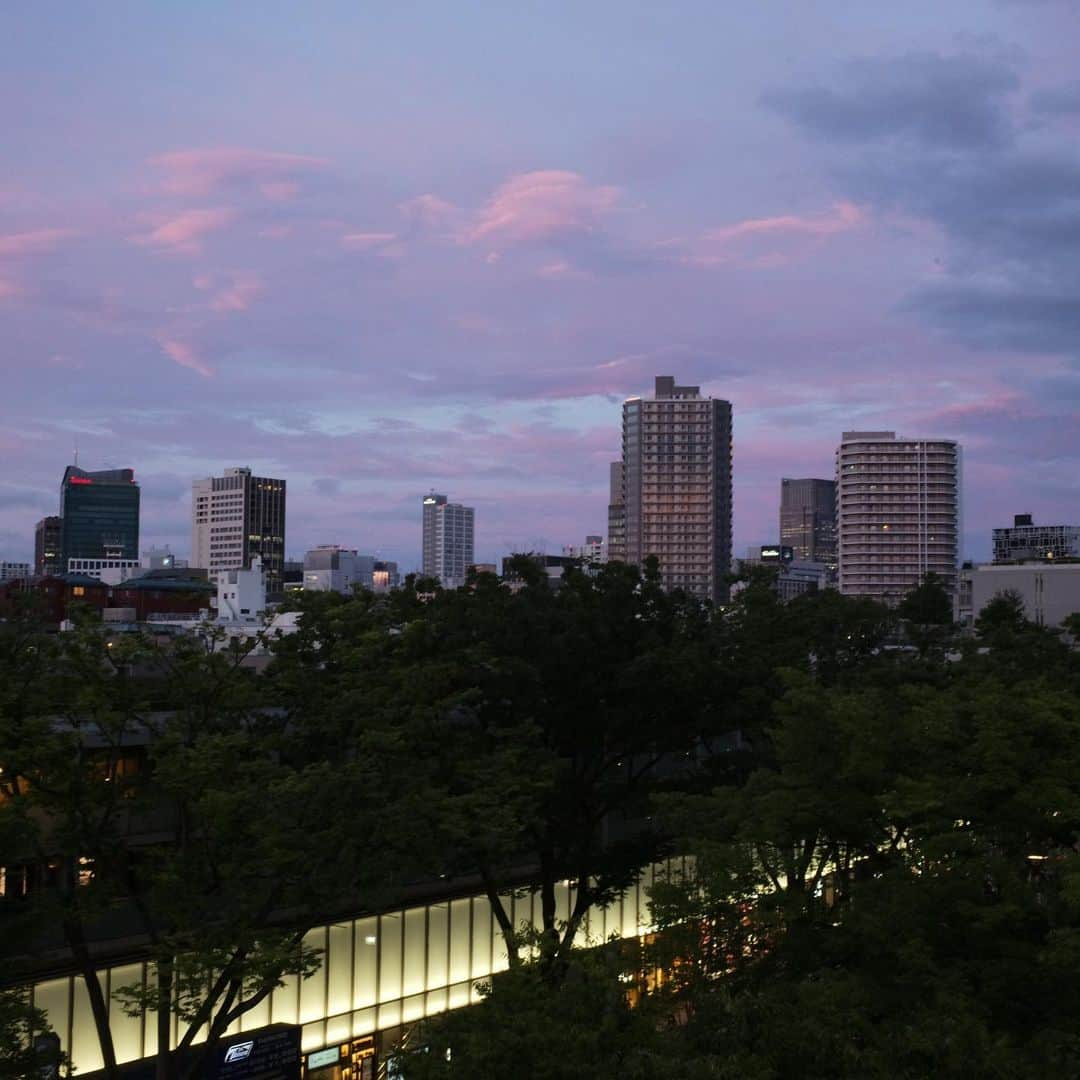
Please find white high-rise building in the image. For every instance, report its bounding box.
[836,431,960,602]
[421,494,475,589]
[191,467,286,594]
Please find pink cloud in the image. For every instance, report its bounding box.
[132,208,236,255]
[148,148,329,197]
[158,337,214,377]
[0,228,74,257]
[399,194,460,231]
[679,201,865,267]
[466,170,621,247]
[207,273,263,312]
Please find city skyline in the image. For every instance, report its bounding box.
[2,3,1079,571]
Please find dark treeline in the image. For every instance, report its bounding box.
[2,563,1079,1079]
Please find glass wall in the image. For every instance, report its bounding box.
[29,861,685,1073]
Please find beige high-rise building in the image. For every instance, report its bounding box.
[191,467,287,595]
[836,431,960,602]
[611,376,733,603]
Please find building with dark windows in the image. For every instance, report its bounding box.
[421,494,475,589]
[59,466,140,571]
[836,431,960,602]
[992,514,1080,564]
[607,462,626,563]
[34,515,62,576]
[614,376,733,604]
[780,477,836,568]
[191,467,287,596]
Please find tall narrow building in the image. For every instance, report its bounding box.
[421,493,475,589]
[606,461,626,562]
[34,515,62,576]
[191,467,287,595]
[615,375,733,603]
[60,466,140,570]
[780,478,837,567]
[836,431,960,602]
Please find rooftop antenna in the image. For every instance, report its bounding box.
[73,441,79,467]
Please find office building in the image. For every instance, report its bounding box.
[563,535,607,567]
[372,560,400,592]
[992,514,1080,564]
[60,466,140,570]
[421,494,475,589]
[191,467,286,595]
[0,561,30,582]
[304,546,374,594]
[613,375,733,604]
[34,515,62,576]
[836,431,960,602]
[780,478,837,567]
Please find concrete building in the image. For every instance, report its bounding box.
[0,561,30,581]
[142,545,187,571]
[60,466,140,569]
[34,515,61,576]
[563,535,606,567]
[780,478,837,568]
[421,494,475,589]
[216,557,268,623]
[992,514,1080,564]
[303,545,372,594]
[613,376,733,604]
[958,562,1080,629]
[191,467,286,595]
[836,431,960,603]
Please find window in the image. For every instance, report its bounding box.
[72,586,85,597]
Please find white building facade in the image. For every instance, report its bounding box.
[958,562,1080,629]
[836,431,960,603]
[0,561,31,582]
[421,494,475,589]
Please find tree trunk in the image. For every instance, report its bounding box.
[155,958,174,1080]
[64,916,118,1080]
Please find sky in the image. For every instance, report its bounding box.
[2,1,1078,571]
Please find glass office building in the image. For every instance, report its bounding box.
[27,862,685,1075]
[59,467,140,570]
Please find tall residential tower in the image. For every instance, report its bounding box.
[836,431,960,602]
[612,376,733,603]
[191,467,287,595]
[421,494,475,589]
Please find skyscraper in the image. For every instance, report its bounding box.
[34,515,62,576]
[191,467,287,595]
[779,478,837,567]
[614,375,733,604]
[59,466,140,571]
[836,431,960,602]
[421,494,475,589]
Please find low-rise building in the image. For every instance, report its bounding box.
[957,562,1080,629]
[992,514,1080,564]
[0,561,31,582]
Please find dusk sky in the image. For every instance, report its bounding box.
[2,1,1078,571]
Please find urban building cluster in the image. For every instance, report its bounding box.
[2,375,1078,633]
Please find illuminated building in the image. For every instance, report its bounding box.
[191,467,287,596]
[34,515,62,576]
[779,478,836,568]
[421,494,474,589]
[836,431,960,602]
[60,466,140,570]
[614,376,733,604]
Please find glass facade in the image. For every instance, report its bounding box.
[60,468,140,567]
[28,863,682,1074]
